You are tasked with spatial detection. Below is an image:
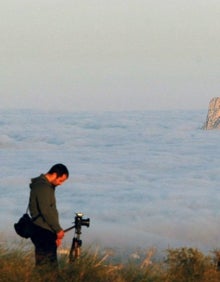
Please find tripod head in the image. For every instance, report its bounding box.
[74,212,90,231]
[64,212,90,233]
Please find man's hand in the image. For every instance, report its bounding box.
[56,230,64,247]
[57,230,64,239]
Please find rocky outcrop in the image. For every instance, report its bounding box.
[203,97,220,129]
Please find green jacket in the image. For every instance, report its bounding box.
[29,174,62,233]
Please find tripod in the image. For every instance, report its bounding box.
[64,213,90,262]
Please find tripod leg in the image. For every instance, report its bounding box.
[69,237,77,262]
[74,238,82,259]
[69,237,82,262]
[74,244,80,259]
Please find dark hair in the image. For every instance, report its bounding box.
[47,163,69,178]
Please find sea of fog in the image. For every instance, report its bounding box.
[1,109,220,257]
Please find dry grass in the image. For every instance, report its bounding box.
[1,243,220,282]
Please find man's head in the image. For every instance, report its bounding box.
[46,163,69,186]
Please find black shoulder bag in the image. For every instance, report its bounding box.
[14,202,40,239]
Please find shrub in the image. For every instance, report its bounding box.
[165,247,219,282]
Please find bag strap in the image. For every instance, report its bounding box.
[26,203,29,214]
[32,214,41,222]
[26,200,40,222]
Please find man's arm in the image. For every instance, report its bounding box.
[37,185,62,233]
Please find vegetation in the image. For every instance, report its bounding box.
[1,243,220,282]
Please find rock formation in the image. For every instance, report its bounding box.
[203,97,220,129]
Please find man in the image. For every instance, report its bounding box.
[29,163,69,269]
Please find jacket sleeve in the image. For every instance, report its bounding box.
[36,185,62,233]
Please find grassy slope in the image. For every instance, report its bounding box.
[1,243,220,282]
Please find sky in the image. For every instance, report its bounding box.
[0,0,220,112]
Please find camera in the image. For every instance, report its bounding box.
[74,212,90,228]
